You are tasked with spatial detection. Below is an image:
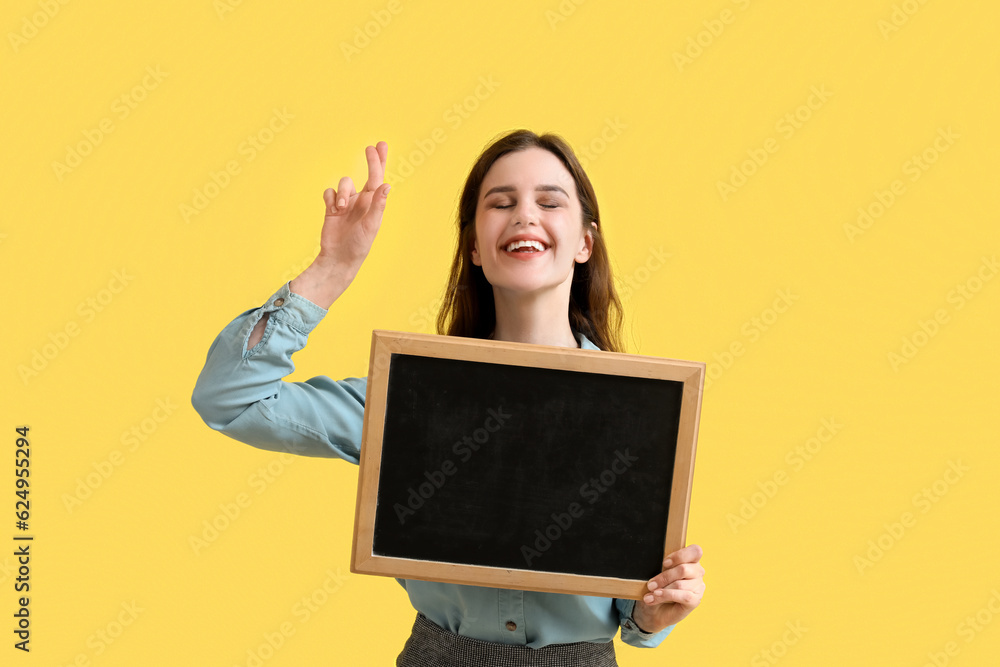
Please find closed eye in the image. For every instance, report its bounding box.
[493,202,560,209]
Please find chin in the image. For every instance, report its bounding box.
[488,276,570,297]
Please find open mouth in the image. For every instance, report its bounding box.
[503,239,549,254]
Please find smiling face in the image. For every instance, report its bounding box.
[470,146,594,297]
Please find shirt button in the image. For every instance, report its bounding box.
[624,621,633,630]
[273,298,285,307]
[505,621,517,631]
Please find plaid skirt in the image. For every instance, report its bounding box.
[396,613,619,667]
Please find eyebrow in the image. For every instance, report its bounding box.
[482,184,569,199]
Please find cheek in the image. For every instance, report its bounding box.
[475,217,502,249]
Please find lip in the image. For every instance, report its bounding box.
[500,234,551,258]
[502,246,549,260]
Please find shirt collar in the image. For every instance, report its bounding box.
[575,331,600,350]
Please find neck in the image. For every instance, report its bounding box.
[489,284,579,348]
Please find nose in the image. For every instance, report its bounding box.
[512,200,538,227]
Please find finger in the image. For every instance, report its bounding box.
[662,578,705,593]
[362,144,382,192]
[323,188,336,215]
[648,562,705,590]
[647,564,699,590]
[643,578,704,605]
[642,586,703,607]
[376,140,388,174]
[362,182,392,224]
[337,177,356,209]
[661,544,704,569]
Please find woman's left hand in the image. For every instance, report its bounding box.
[631,544,706,633]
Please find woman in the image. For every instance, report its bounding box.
[192,130,706,666]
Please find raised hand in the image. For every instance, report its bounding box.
[317,140,391,273]
[289,141,391,309]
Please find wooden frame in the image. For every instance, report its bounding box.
[351,330,704,600]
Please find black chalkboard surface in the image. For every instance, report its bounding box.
[351,330,704,599]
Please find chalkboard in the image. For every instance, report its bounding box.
[351,330,704,600]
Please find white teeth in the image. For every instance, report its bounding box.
[505,239,546,252]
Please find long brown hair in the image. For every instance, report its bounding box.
[435,129,625,353]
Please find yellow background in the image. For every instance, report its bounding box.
[4,0,999,664]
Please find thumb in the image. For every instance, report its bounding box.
[322,187,335,214]
[370,183,392,213]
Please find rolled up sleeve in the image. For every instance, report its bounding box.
[614,597,674,648]
[191,282,366,463]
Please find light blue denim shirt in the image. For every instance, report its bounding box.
[191,281,674,650]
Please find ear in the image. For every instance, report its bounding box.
[575,221,596,264]
[470,235,482,266]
